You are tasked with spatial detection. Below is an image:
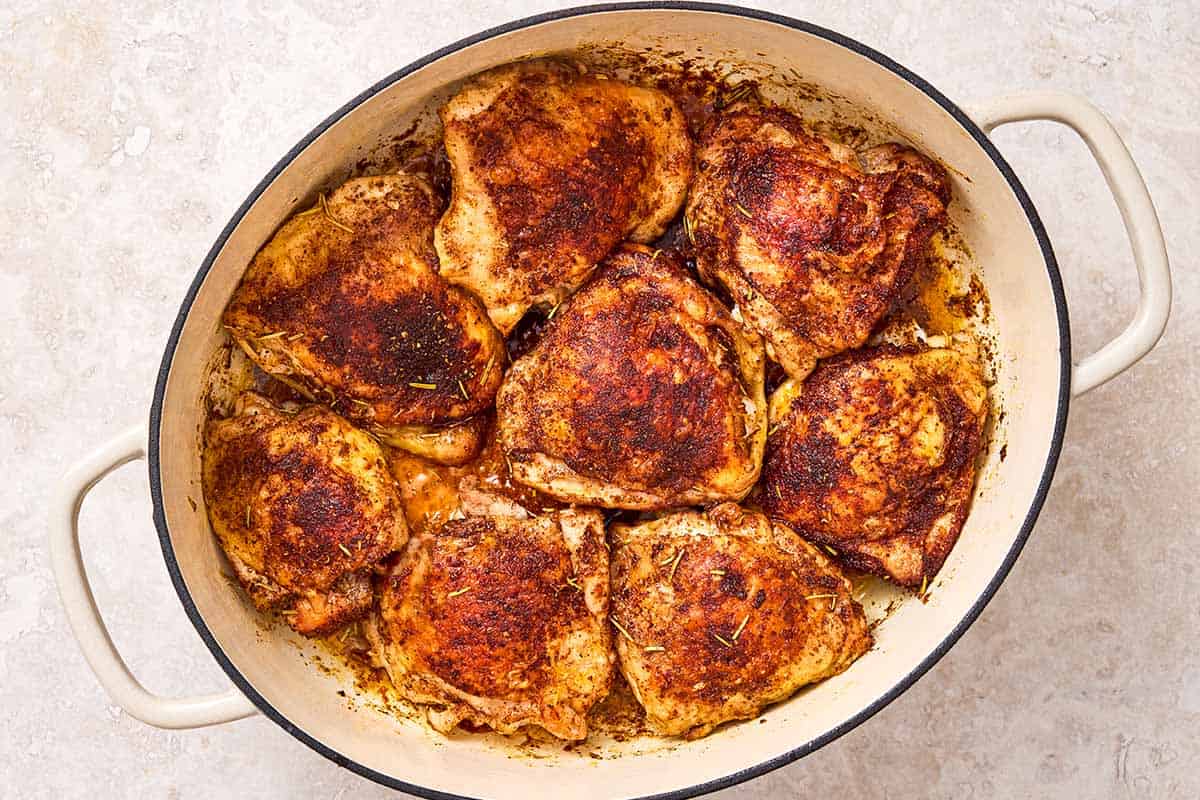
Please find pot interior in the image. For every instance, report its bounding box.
[153,8,1065,799]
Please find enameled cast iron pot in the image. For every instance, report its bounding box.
[51,4,1171,799]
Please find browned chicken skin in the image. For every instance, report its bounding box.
[435,59,693,334]
[496,245,766,510]
[203,62,1003,743]
[366,510,612,740]
[762,345,988,587]
[202,393,408,636]
[223,172,505,465]
[687,104,951,379]
[610,503,871,738]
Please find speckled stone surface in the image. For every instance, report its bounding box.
[2,1,1196,798]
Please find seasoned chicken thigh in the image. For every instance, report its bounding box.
[762,345,988,587]
[223,172,505,465]
[202,393,407,637]
[367,510,611,740]
[435,59,693,334]
[610,503,871,739]
[687,104,951,379]
[496,245,766,510]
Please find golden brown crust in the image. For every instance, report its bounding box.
[222,172,505,462]
[610,503,871,738]
[201,393,407,637]
[435,60,693,334]
[496,245,766,510]
[761,345,988,586]
[369,510,612,740]
[687,104,951,379]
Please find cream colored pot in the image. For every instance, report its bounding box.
[50,4,1171,799]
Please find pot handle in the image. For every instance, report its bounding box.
[966,91,1171,396]
[49,423,259,729]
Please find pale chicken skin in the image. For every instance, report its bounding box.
[202,393,407,637]
[762,345,988,587]
[496,245,766,510]
[610,503,872,739]
[687,104,952,379]
[435,60,693,334]
[223,172,505,465]
[366,510,612,741]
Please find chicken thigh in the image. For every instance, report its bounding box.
[496,245,766,510]
[687,104,951,379]
[761,345,988,587]
[435,59,693,334]
[223,172,505,465]
[202,393,407,636]
[366,509,611,740]
[609,503,871,738]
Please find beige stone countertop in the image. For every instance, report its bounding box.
[2,1,1196,798]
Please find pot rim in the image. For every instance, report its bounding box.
[148,3,1071,798]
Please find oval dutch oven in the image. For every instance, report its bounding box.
[51,4,1170,799]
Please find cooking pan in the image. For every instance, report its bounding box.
[50,4,1170,798]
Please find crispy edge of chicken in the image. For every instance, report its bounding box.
[687,104,951,380]
[434,59,693,334]
[609,502,872,739]
[365,509,612,741]
[761,344,988,587]
[222,172,505,465]
[496,244,766,510]
[202,393,408,637]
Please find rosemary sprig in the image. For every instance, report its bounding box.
[610,616,637,645]
[319,192,355,234]
[667,548,686,582]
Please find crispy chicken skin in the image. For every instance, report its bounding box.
[202,393,407,637]
[610,503,871,739]
[435,60,693,334]
[496,245,766,510]
[366,510,612,740]
[687,104,951,379]
[762,345,988,587]
[223,172,505,465]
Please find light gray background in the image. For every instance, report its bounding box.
[2,1,1196,798]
